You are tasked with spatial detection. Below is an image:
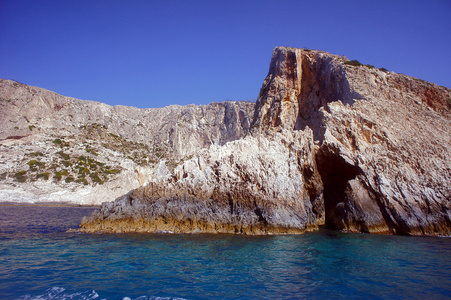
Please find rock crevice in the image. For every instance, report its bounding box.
[252,47,362,141]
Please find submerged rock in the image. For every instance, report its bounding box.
[81,47,451,235]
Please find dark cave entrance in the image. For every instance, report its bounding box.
[316,146,361,229]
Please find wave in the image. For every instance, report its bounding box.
[16,287,186,300]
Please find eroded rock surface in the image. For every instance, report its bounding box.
[81,129,324,234]
[81,47,451,235]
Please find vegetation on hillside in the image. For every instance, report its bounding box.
[3,122,182,185]
[344,59,389,73]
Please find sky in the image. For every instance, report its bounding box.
[0,0,450,108]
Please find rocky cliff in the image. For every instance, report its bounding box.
[80,47,451,236]
[0,79,254,204]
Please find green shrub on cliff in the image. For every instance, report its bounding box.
[90,173,104,184]
[75,177,89,185]
[14,171,27,183]
[344,60,362,67]
[78,167,90,175]
[57,151,70,160]
[27,159,45,171]
[104,168,121,175]
[54,169,69,181]
[37,172,50,180]
[30,151,44,157]
[85,146,99,156]
[62,160,73,167]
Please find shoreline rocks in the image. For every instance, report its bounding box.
[80,129,324,234]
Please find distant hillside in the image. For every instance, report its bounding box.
[0,78,254,204]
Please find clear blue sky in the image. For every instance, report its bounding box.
[1,0,450,108]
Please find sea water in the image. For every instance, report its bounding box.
[0,205,450,299]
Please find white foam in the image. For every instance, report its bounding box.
[18,287,186,300]
[18,287,100,300]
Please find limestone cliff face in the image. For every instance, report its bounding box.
[252,47,356,140]
[318,66,451,235]
[251,47,451,235]
[81,129,324,234]
[0,79,254,205]
[81,46,451,236]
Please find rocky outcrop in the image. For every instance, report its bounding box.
[0,79,254,205]
[80,129,324,234]
[81,46,451,236]
[317,69,451,235]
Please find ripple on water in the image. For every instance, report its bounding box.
[0,205,450,299]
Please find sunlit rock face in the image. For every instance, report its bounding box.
[9,46,450,236]
[251,47,451,235]
[252,47,357,140]
[80,129,325,234]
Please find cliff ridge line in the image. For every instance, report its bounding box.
[0,78,254,205]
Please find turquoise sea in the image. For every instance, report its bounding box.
[0,204,450,299]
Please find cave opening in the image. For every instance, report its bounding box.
[316,147,361,229]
